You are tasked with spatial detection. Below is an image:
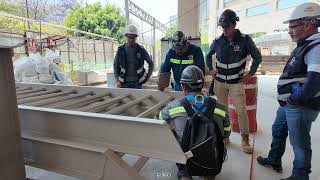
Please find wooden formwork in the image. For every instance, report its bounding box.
[16,83,188,180]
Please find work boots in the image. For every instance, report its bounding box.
[241,134,253,154]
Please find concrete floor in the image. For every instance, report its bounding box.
[26,75,320,180]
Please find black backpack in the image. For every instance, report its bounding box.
[180,96,225,176]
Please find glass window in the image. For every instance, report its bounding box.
[236,10,241,17]
[277,0,310,10]
[247,4,271,17]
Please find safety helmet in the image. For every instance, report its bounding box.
[180,65,204,91]
[218,9,239,26]
[169,31,189,49]
[125,24,139,36]
[284,2,320,25]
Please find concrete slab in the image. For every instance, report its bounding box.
[25,75,320,180]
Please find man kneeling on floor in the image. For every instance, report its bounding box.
[159,65,231,180]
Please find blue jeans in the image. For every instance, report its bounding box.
[174,82,182,91]
[267,105,319,180]
[123,81,141,89]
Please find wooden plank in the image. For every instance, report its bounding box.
[27,91,93,107]
[104,149,145,180]
[16,88,46,96]
[0,48,26,179]
[137,96,173,118]
[49,93,111,109]
[76,95,129,112]
[18,89,61,100]
[18,90,74,104]
[133,157,149,172]
[16,87,32,92]
[106,95,152,115]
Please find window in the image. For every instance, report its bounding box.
[277,0,310,10]
[236,10,241,17]
[246,4,271,17]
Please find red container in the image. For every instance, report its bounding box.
[227,76,258,133]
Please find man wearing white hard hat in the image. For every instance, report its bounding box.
[113,24,154,89]
[257,3,320,180]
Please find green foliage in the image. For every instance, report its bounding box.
[250,32,267,39]
[201,43,209,54]
[164,24,177,38]
[64,2,126,43]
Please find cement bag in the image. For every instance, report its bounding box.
[35,59,50,74]
[22,75,40,83]
[38,74,53,84]
[45,48,60,64]
[14,56,36,81]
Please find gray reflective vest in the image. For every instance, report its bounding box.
[277,37,320,109]
[117,44,148,84]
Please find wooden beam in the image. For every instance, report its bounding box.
[17,89,61,100]
[133,157,149,172]
[49,93,111,109]
[104,149,145,180]
[18,90,74,104]
[16,88,46,96]
[76,95,129,112]
[27,91,93,107]
[0,48,26,179]
[137,96,173,118]
[16,87,32,92]
[106,95,152,115]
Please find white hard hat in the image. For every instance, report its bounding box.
[125,24,139,36]
[284,2,320,23]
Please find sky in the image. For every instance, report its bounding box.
[86,0,177,23]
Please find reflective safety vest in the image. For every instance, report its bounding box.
[159,95,231,137]
[277,37,320,109]
[116,44,148,84]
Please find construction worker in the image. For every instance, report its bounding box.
[159,31,205,91]
[114,24,154,89]
[257,3,320,180]
[159,65,231,180]
[206,9,262,154]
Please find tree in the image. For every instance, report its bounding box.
[0,0,76,22]
[64,2,126,43]
[164,23,177,38]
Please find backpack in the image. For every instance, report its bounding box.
[180,96,225,176]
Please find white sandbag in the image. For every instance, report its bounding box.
[38,74,53,84]
[35,59,50,74]
[14,56,37,82]
[22,76,40,83]
[45,48,60,64]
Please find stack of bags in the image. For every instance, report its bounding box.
[14,49,73,85]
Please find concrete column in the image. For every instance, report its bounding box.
[0,48,26,180]
[177,0,200,37]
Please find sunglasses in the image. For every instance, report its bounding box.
[126,35,137,39]
[221,24,231,29]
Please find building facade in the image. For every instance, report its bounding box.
[207,0,320,44]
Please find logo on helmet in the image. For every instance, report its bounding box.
[188,54,194,60]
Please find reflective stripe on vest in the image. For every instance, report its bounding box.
[216,69,245,80]
[216,58,246,69]
[214,108,226,117]
[169,106,186,116]
[277,91,320,101]
[137,67,144,74]
[120,67,126,73]
[138,71,148,83]
[118,77,124,83]
[170,58,194,65]
[224,124,231,131]
[277,77,306,86]
[159,112,164,120]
